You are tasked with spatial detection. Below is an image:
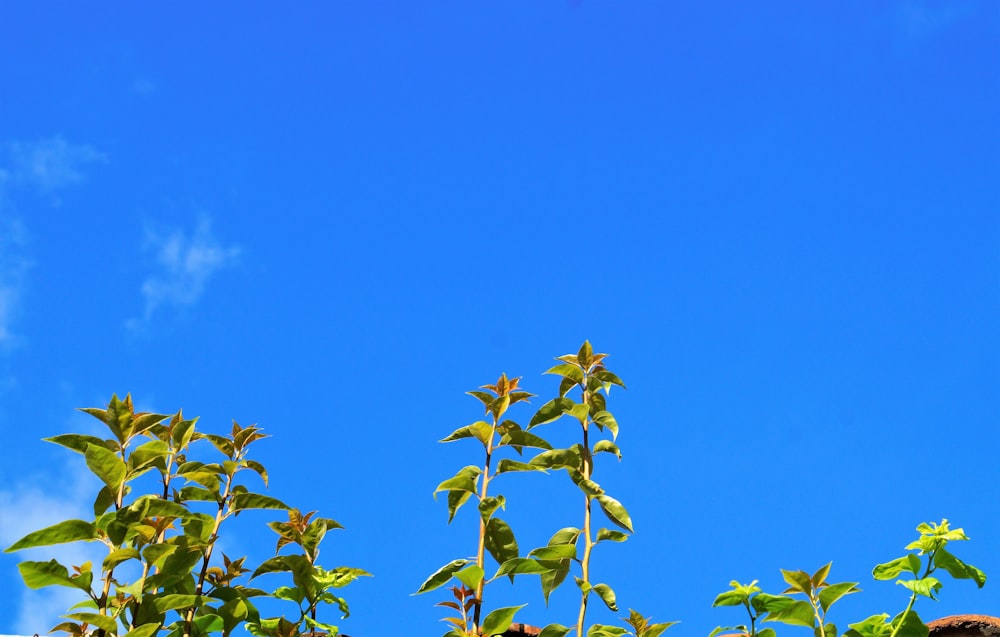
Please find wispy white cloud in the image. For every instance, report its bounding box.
[0,460,104,636]
[0,136,104,348]
[8,137,107,197]
[0,217,31,348]
[130,218,241,327]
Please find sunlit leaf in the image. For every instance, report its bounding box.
[494,557,553,577]
[479,495,506,522]
[818,581,860,612]
[16,560,92,591]
[484,517,518,566]
[873,555,921,580]
[596,494,633,532]
[85,443,127,494]
[455,565,485,590]
[934,548,987,587]
[544,364,585,384]
[593,440,621,460]
[481,605,526,637]
[5,520,98,552]
[529,398,576,428]
[897,577,941,599]
[415,559,469,594]
[596,528,628,543]
[539,624,572,637]
[593,582,617,611]
[592,411,619,440]
[231,493,291,512]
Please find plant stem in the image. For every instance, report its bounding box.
[183,476,232,637]
[576,386,593,637]
[473,417,497,632]
[887,551,937,637]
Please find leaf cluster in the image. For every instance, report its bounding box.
[6,394,365,637]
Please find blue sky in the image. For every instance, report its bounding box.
[0,2,997,636]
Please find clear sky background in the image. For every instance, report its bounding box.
[0,3,997,637]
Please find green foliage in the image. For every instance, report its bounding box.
[421,343,675,637]
[5,394,365,637]
[713,521,986,637]
[418,373,543,636]
[8,350,991,637]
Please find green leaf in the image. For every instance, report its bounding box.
[5,520,98,552]
[102,548,140,571]
[44,434,114,455]
[479,495,506,522]
[781,569,813,595]
[93,485,115,516]
[230,493,290,511]
[481,604,526,637]
[588,625,628,637]
[484,517,519,566]
[85,443,127,494]
[529,397,576,428]
[577,341,593,366]
[592,411,619,440]
[763,598,816,628]
[712,590,747,607]
[434,465,481,495]
[596,494,634,532]
[141,497,192,519]
[593,440,621,460]
[596,528,628,543]
[545,364,585,384]
[539,625,572,637]
[571,472,604,498]
[548,527,582,546]
[415,559,469,594]
[151,594,212,613]
[593,583,617,611]
[447,489,473,523]
[844,616,893,637]
[494,557,554,577]
[142,543,178,568]
[893,611,929,637]
[128,439,169,475]
[194,614,226,633]
[16,560,92,591]
[934,547,987,587]
[441,421,493,445]
[811,563,832,588]
[541,560,571,604]
[123,624,160,637]
[63,613,118,634]
[529,544,577,560]
[501,429,553,451]
[818,581,860,612]
[530,448,582,471]
[244,459,269,486]
[566,401,590,424]
[897,577,941,599]
[178,486,217,502]
[496,459,545,474]
[455,565,485,590]
[873,555,921,580]
[593,369,626,389]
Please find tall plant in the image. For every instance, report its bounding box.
[4,394,363,637]
[524,342,669,637]
[417,374,553,637]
